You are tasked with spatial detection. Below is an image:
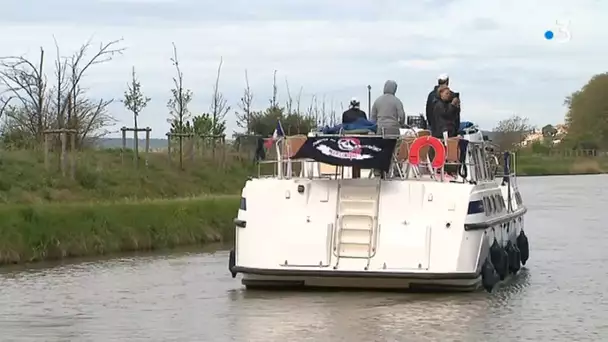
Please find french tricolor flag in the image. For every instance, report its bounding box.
[263,120,285,149]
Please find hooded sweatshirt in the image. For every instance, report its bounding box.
[370,80,406,135]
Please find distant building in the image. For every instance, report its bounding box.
[520,129,543,146]
[555,124,568,136]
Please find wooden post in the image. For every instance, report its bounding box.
[166,133,172,165]
[121,127,127,165]
[44,133,50,171]
[221,135,226,169]
[60,132,67,177]
[188,135,195,162]
[145,127,151,167]
[133,128,138,169]
[70,132,76,179]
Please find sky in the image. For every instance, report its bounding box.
[1,0,606,138]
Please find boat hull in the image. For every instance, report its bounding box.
[231,175,527,293]
[236,267,482,292]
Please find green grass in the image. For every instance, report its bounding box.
[0,148,254,203]
[0,196,240,265]
[515,154,608,176]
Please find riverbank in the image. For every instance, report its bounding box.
[515,155,608,176]
[0,148,253,203]
[0,196,239,265]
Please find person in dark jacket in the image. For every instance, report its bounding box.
[425,74,450,131]
[427,85,460,174]
[342,97,367,124]
[342,98,367,179]
[430,85,460,138]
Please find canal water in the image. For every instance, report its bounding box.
[0,175,606,341]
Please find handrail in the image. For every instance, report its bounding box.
[257,134,502,183]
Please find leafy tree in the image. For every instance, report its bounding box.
[248,107,316,136]
[564,72,608,149]
[122,66,150,166]
[169,114,225,136]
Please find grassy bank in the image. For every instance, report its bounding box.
[515,155,608,176]
[0,148,254,204]
[0,196,239,265]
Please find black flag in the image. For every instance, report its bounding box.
[292,136,397,172]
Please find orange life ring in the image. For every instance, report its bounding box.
[408,136,446,169]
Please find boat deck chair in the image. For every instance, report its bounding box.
[392,129,432,178]
[444,137,463,181]
[282,135,307,177]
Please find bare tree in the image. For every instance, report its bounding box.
[210,57,230,135]
[295,86,303,115]
[167,42,193,169]
[61,39,124,136]
[0,96,13,120]
[492,115,535,151]
[320,94,328,126]
[0,37,124,147]
[270,70,278,110]
[306,94,319,124]
[0,48,48,142]
[122,66,151,164]
[329,97,337,126]
[284,78,293,115]
[235,69,253,133]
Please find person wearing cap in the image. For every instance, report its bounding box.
[425,73,450,131]
[341,97,368,179]
[431,85,460,139]
[370,80,406,136]
[341,97,367,124]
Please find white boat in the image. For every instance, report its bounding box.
[228,121,529,292]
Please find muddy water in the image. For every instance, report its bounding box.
[0,175,606,341]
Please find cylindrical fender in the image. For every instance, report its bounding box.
[408,136,446,169]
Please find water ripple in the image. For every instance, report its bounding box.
[0,175,606,341]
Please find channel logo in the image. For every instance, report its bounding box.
[544,20,571,43]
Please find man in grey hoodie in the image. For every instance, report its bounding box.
[370,80,406,136]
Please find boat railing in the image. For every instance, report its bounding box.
[256,130,501,183]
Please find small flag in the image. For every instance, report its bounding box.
[264,120,284,149]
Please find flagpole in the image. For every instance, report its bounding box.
[276,120,284,179]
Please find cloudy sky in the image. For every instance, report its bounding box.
[1,0,606,137]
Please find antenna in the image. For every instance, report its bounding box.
[367,85,372,114]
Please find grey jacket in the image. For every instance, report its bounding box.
[370,80,406,136]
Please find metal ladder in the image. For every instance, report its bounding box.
[333,179,381,270]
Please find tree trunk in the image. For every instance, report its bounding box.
[134,113,139,168]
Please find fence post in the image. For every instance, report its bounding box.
[70,132,76,179]
[121,127,127,165]
[145,127,151,167]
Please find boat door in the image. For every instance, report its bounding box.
[278,180,335,268]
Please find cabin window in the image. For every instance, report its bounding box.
[491,196,498,213]
[479,148,490,180]
[470,148,480,181]
[483,197,490,216]
[477,147,487,180]
[494,195,502,212]
[515,192,523,205]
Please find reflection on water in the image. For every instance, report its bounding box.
[0,175,607,341]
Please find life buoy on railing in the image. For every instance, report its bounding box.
[408,136,446,169]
